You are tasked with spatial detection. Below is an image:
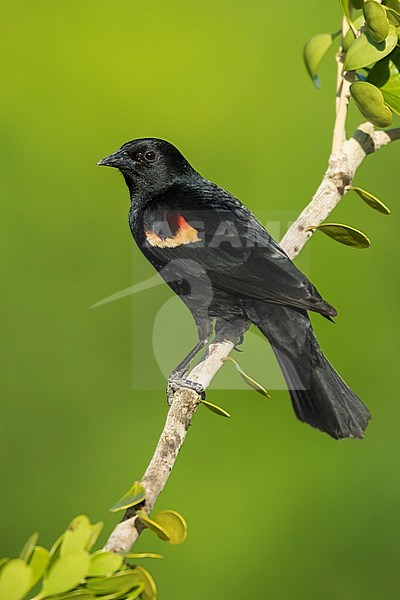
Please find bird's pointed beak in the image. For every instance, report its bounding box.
[97,149,129,169]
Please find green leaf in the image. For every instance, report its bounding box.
[45,592,95,599]
[39,550,90,598]
[48,533,64,573]
[86,521,104,551]
[340,0,353,24]
[383,0,400,25]
[308,223,371,248]
[0,559,32,600]
[200,399,231,418]
[61,516,92,557]
[19,532,39,563]
[154,510,188,545]
[29,546,50,589]
[87,551,124,577]
[133,566,157,600]
[124,553,164,560]
[367,52,400,113]
[85,571,143,595]
[343,16,364,51]
[350,81,393,126]
[350,186,391,213]
[379,87,400,112]
[364,1,390,42]
[223,356,270,398]
[344,25,398,70]
[136,510,171,542]
[352,0,365,9]
[50,533,64,557]
[110,481,146,513]
[304,33,337,87]
[125,586,145,600]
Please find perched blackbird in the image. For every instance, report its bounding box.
[98,138,371,439]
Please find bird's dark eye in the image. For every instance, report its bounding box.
[144,150,156,162]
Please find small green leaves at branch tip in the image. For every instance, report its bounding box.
[350,81,393,126]
[0,514,164,599]
[364,1,390,43]
[307,224,371,248]
[110,481,146,513]
[303,33,338,87]
[223,356,271,398]
[350,187,391,214]
[344,25,398,70]
[200,398,231,418]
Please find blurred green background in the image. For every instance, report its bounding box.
[1,1,400,598]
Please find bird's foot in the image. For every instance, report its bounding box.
[233,332,245,352]
[167,374,206,405]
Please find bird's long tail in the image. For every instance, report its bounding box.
[246,302,371,439]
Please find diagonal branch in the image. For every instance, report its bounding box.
[104,121,400,553]
[280,122,400,258]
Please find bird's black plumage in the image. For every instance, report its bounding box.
[98,138,371,440]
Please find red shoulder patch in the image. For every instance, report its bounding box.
[145,213,200,248]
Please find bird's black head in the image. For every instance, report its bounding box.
[97,138,195,197]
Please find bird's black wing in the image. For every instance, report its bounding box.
[140,180,337,317]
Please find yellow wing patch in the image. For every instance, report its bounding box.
[145,214,200,248]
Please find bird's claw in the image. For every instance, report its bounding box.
[167,376,206,405]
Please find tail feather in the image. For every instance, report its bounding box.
[247,302,371,440]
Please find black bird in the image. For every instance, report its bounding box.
[98,138,371,440]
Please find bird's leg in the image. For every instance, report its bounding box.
[167,322,213,404]
[169,340,208,380]
[167,339,209,403]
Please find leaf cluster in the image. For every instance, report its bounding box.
[0,511,187,600]
[303,0,396,250]
[304,0,400,127]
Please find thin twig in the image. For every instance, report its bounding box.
[104,123,400,553]
[332,17,352,155]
